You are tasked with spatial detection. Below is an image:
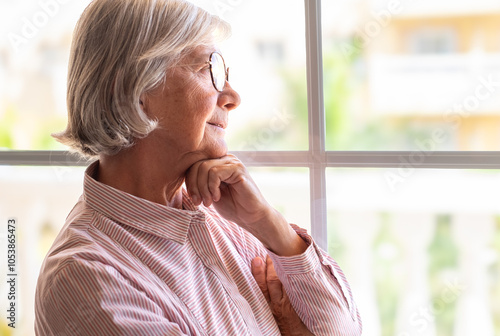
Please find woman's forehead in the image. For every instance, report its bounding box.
[183,45,221,63]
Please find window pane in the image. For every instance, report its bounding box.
[322,0,500,151]
[248,167,311,232]
[327,168,500,336]
[0,165,309,334]
[0,0,308,151]
[191,0,309,151]
[0,166,84,335]
[0,1,92,151]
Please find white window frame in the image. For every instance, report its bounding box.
[1,0,500,250]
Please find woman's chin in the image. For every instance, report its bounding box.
[213,144,228,159]
[205,139,228,159]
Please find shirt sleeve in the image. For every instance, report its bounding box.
[233,222,363,336]
[35,259,189,336]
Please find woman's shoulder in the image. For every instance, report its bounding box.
[38,199,118,287]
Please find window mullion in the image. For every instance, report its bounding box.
[0,150,90,167]
[305,0,328,250]
[325,151,500,169]
[3,151,500,169]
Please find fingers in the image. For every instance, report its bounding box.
[185,155,243,207]
[251,257,270,303]
[256,257,315,336]
[197,161,217,206]
[251,256,283,307]
[185,159,221,207]
[185,160,202,205]
[265,255,283,304]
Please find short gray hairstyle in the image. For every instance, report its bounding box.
[54,0,231,158]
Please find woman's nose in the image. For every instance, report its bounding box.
[220,81,241,112]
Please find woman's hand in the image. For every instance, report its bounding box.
[186,154,270,227]
[251,256,315,336]
[185,154,307,256]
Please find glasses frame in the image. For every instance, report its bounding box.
[207,52,229,92]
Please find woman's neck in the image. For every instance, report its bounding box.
[96,143,186,209]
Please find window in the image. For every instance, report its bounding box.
[409,28,458,54]
[1,0,500,335]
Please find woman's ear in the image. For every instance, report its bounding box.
[139,94,148,113]
[139,93,158,120]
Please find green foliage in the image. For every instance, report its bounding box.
[322,46,355,148]
[280,40,359,149]
[489,217,500,335]
[280,38,363,150]
[0,321,12,336]
[0,103,66,150]
[428,215,459,336]
[280,66,308,147]
[0,105,16,149]
[327,211,347,267]
[372,213,404,336]
[33,116,67,150]
[428,216,458,273]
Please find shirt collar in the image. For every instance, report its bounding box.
[83,161,204,245]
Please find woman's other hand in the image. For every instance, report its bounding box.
[185,154,308,256]
[251,256,315,336]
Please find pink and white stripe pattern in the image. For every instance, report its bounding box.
[35,161,362,335]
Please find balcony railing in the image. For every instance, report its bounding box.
[369,0,500,17]
[368,53,500,115]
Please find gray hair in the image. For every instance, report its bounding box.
[54,0,231,158]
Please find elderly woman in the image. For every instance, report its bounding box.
[35,0,362,335]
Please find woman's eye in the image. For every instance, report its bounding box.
[197,66,211,78]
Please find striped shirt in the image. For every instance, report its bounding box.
[35,161,362,335]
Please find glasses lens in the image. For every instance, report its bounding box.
[211,53,226,91]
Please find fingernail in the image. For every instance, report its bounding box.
[191,195,199,205]
[253,257,264,267]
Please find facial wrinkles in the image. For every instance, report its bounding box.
[187,79,206,101]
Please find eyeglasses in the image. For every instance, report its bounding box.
[207,52,229,92]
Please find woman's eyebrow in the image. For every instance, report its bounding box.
[181,56,209,67]
[193,50,220,64]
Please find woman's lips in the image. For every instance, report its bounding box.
[207,122,226,129]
